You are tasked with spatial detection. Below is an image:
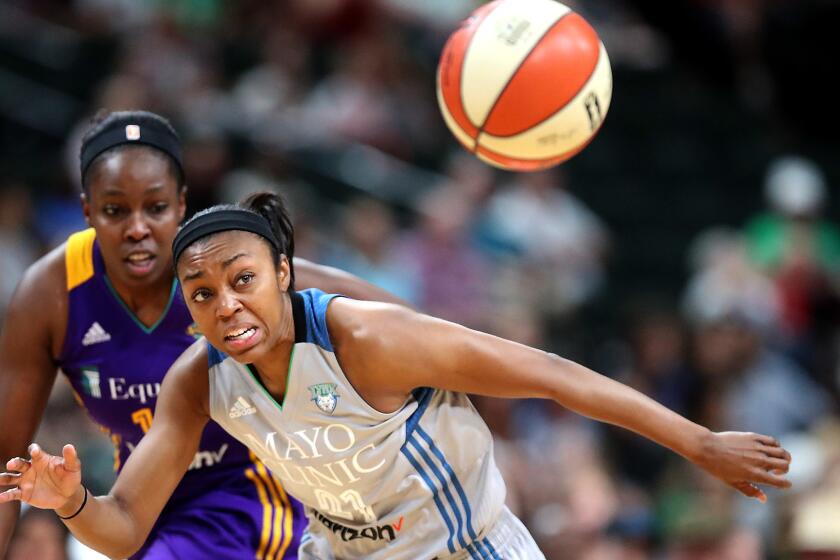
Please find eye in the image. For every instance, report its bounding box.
[103,204,123,216]
[149,202,169,214]
[236,273,255,287]
[191,289,211,303]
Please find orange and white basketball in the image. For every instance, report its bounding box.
[437,0,612,171]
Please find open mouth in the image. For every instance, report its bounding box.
[124,252,156,275]
[224,325,261,352]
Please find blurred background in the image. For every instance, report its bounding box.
[2,0,840,558]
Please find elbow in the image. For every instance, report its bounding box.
[114,540,145,560]
[96,530,145,560]
[543,352,569,403]
[102,535,145,560]
[543,352,593,407]
[105,498,148,559]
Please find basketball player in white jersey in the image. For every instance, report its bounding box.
[0,193,792,559]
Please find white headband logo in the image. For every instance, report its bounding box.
[125,125,140,140]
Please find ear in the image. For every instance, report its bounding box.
[80,192,92,227]
[177,186,188,222]
[276,255,291,292]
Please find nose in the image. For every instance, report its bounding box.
[125,211,151,241]
[216,289,242,321]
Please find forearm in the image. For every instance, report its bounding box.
[548,355,709,461]
[0,502,20,556]
[56,485,146,559]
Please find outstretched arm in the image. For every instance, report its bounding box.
[293,257,412,307]
[329,301,792,502]
[0,340,210,558]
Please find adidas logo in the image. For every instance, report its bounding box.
[229,396,257,418]
[82,322,111,346]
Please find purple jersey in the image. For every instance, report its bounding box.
[57,229,305,559]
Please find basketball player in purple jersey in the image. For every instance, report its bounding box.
[0,110,405,559]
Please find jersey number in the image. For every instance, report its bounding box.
[314,488,376,523]
[131,407,154,433]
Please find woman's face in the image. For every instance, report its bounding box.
[83,146,186,289]
[178,230,292,362]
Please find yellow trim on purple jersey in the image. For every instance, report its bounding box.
[244,468,273,560]
[65,228,97,291]
[246,451,293,560]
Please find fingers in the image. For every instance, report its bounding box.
[758,444,791,461]
[751,435,792,474]
[5,457,30,473]
[0,487,22,504]
[61,445,81,473]
[0,473,22,485]
[761,456,790,474]
[754,469,792,490]
[753,434,780,447]
[732,481,767,503]
[28,443,44,462]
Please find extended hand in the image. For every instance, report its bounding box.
[693,431,791,502]
[0,444,82,510]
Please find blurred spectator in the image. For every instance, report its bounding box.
[683,227,781,338]
[398,185,489,327]
[744,156,840,339]
[787,420,840,558]
[6,507,67,560]
[689,311,831,438]
[607,306,698,487]
[0,185,40,316]
[324,195,418,303]
[302,33,413,158]
[479,169,610,318]
[230,31,312,141]
[180,126,232,213]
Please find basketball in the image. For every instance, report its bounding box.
[437,0,612,171]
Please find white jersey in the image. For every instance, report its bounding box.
[207,289,508,559]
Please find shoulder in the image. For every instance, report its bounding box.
[160,338,210,416]
[16,227,97,305]
[168,337,210,381]
[5,243,69,353]
[326,298,416,347]
[324,298,424,410]
[325,298,444,369]
[15,242,67,301]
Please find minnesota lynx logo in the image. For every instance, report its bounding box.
[308,383,339,414]
[186,323,202,340]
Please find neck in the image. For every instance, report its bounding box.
[251,292,296,387]
[108,271,175,316]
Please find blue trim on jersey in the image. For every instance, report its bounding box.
[416,426,487,552]
[466,544,485,559]
[404,388,433,441]
[298,289,339,351]
[401,388,496,559]
[407,436,469,552]
[415,425,495,560]
[400,445,457,554]
[483,538,502,560]
[403,430,495,560]
[207,343,228,367]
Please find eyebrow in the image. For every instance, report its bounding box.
[222,252,249,268]
[182,252,249,283]
[100,185,166,197]
[183,269,203,282]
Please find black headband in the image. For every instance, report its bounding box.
[80,119,183,179]
[173,209,280,266]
